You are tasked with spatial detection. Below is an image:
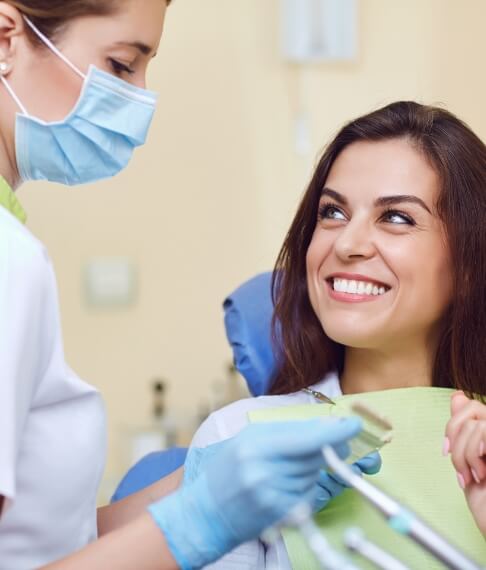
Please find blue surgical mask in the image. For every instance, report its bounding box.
[0,17,157,186]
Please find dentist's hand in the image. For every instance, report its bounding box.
[445,391,486,536]
[183,435,382,515]
[312,451,382,513]
[148,417,362,569]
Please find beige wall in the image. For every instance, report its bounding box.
[18,0,486,487]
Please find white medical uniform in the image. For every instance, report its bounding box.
[0,178,107,569]
[190,372,342,570]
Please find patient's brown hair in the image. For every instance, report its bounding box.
[270,101,486,399]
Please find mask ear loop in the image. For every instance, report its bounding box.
[0,17,87,116]
[23,17,85,80]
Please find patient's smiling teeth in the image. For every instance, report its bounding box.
[332,278,388,297]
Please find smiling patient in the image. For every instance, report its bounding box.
[188,101,486,568]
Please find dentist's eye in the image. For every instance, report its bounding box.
[318,203,347,222]
[381,209,416,226]
[108,58,135,76]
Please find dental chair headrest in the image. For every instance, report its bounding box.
[223,272,278,396]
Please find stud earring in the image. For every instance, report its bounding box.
[0,62,9,75]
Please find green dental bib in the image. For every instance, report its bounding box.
[249,387,486,569]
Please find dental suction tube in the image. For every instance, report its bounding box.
[322,446,485,570]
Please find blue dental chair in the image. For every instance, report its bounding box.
[111,272,276,502]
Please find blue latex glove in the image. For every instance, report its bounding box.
[148,417,362,569]
[312,451,382,512]
[185,443,382,515]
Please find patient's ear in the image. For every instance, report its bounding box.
[0,2,27,77]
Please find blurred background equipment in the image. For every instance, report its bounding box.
[84,257,138,308]
[281,0,357,62]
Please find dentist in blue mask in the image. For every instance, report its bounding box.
[0,2,380,569]
[1,11,157,185]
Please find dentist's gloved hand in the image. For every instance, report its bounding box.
[183,441,382,514]
[312,451,382,513]
[148,417,362,569]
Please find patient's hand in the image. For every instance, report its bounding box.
[445,391,486,536]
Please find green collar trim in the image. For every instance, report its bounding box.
[0,176,27,224]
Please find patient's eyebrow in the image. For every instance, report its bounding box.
[375,195,431,214]
[321,188,431,214]
[321,187,348,205]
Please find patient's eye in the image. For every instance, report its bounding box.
[380,208,416,226]
[318,203,346,222]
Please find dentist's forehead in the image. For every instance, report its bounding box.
[67,0,166,51]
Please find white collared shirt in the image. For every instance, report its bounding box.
[0,206,107,568]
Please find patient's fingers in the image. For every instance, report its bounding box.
[445,398,486,447]
[450,391,468,415]
[464,422,486,483]
[450,419,477,487]
[450,419,486,488]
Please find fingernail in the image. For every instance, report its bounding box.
[471,468,481,484]
[480,441,484,457]
[442,437,450,456]
[457,472,466,489]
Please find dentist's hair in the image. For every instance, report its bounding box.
[7,0,171,43]
[270,101,486,399]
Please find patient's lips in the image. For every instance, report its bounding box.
[326,272,391,302]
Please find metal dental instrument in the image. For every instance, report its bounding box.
[344,528,410,570]
[322,446,485,570]
[302,387,337,405]
[302,394,393,463]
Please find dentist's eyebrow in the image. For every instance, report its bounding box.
[115,41,156,57]
[321,188,432,214]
